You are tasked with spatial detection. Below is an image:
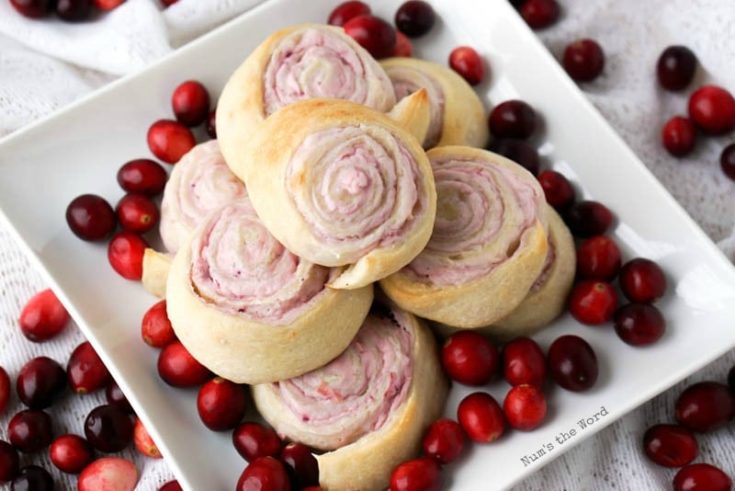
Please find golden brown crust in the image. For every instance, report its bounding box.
[386,88,431,144]
[141,248,171,298]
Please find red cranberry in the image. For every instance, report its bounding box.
[674,463,732,491]
[105,380,133,414]
[142,300,177,348]
[563,39,605,82]
[147,120,196,164]
[159,481,183,491]
[568,280,618,326]
[232,422,282,462]
[503,384,547,431]
[729,365,735,393]
[116,194,159,234]
[441,331,499,385]
[688,85,735,135]
[457,392,505,443]
[10,0,52,17]
[67,341,111,394]
[237,457,289,491]
[489,100,537,140]
[327,1,370,26]
[565,200,614,238]
[389,457,441,491]
[0,441,20,482]
[422,418,465,465]
[520,0,560,29]
[206,110,217,139]
[657,46,698,91]
[393,31,413,57]
[49,434,93,474]
[280,443,319,488]
[17,357,66,410]
[171,81,210,127]
[503,337,546,387]
[133,419,160,458]
[576,235,622,280]
[117,159,167,196]
[548,335,598,392]
[197,378,246,431]
[66,194,116,241]
[614,304,666,346]
[538,170,576,211]
[19,289,69,343]
[0,367,9,414]
[395,1,435,38]
[157,341,211,387]
[488,138,540,175]
[84,405,133,453]
[675,382,735,433]
[56,0,92,21]
[619,258,667,303]
[108,231,148,281]
[8,410,53,453]
[343,15,396,59]
[720,144,735,182]
[662,116,696,157]
[643,424,697,468]
[93,0,125,10]
[160,0,177,6]
[449,46,485,86]
[10,465,53,491]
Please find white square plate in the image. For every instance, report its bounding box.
[2,0,735,489]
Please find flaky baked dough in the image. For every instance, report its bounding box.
[386,88,431,145]
[381,57,489,148]
[141,248,171,298]
[252,312,447,491]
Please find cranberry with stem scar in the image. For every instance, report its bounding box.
[67,341,111,394]
[568,280,618,326]
[457,392,505,443]
[141,300,177,348]
[117,159,167,196]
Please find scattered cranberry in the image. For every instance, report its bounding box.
[538,170,576,211]
[720,144,735,182]
[49,434,93,474]
[171,81,210,127]
[393,31,413,57]
[343,14,397,60]
[675,382,735,433]
[197,378,246,431]
[108,231,148,281]
[565,200,614,238]
[327,1,370,27]
[614,304,666,346]
[133,419,161,458]
[674,463,732,491]
[116,194,159,234]
[19,289,70,343]
[422,418,465,465]
[157,341,211,387]
[117,159,167,196]
[232,422,282,462]
[564,38,606,82]
[147,120,196,164]
[503,337,546,387]
[548,335,598,392]
[441,331,498,386]
[657,46,698,91]
[389,457,441,491]
[105,380,133,414]
[92,0,126,11]
[160,0,177,6]
[11,465,53,491]
[688,85,735,135]
[8,410,53,453]
[16,357,66,410]
[619,258,667,303]
[729,365,735,394]
[503,384,547,431]
[457,392,505,443]
[84,404,134,453]
[662,116,697,157]
[55,0,92,21]
[488,138,540,175]
[206,110,217,139]
[236,456,289,491]
[67,341,111,394]
[449,46,485,86]
[78,457,138,491]
[0,441,19,482]
[520,0,560,29]
[159,481,183,491]
[141,300,176,348]
[395,1,435,38]
[0,367,9,415]
[643,424,697,468]
[66,194,116,241]
[10,0,53,18]
[568,280,618,325]
[280,443,319,488]
[576,235,622,280]
[488,100,537,140]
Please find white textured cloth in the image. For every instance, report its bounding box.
[0,0,734,490]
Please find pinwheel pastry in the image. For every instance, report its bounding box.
[217,23,396,175]
[381,57,489,149]
[236,99,437,290]
[380,146,549,328]
[141,249,171,298]
[252,302,447,491]
[165,199,373,384]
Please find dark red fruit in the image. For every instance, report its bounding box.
[0,441,19,482]
[675,382,735,433]
[141,300,176,348]
[172,81,210,127]
[503,384,547,431]
[393,31,413,57]
[619,258,667,303]
[17,357,66,410]
[441,331,499,386]
[116,194,159,234]
[614,303,666,346]
[729,365,735,394]
[502,337,546,387]
[662,116,696,157]
[538,170,575,211]
[66,194,116,241]
[488,100,537,140]
[563,39,605,82]
[389,457,441,491]
[520,0,560,29]
[232,422,282,462]
[10,0,53,17]
[160,481,183,491]
[422,418,465,465]
[327,1,371,26]
[657,46,697,91]
[157,341,211,387]
[674,463,732,491]
[576,235,622,280]
[19,289,70,343]
[56,0,92,21]
[0,367,9,415]
[280,443,319,488]
[108,231,148,281]
[343,15,396,59]
[568,280,618,325]
[117,159,167,196]
[206,110,217,139]
[49,434,93,474]
[8,410,53,453]
[488,138,540,175]
[688,85,735,135]
[105,380,133,414]
[395,1,435,38]
[721,144,735,182]
[449,46,485,86]
[643,424,697,468]
[84,404,134,453]
[10,465,53,491]
[548,335,598,392]
[236,457,289,491]
[147,120,196,164]
[457,392,505,443]
[565,200,614,238]
[197,378,246,431]
[67,341,111,394]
